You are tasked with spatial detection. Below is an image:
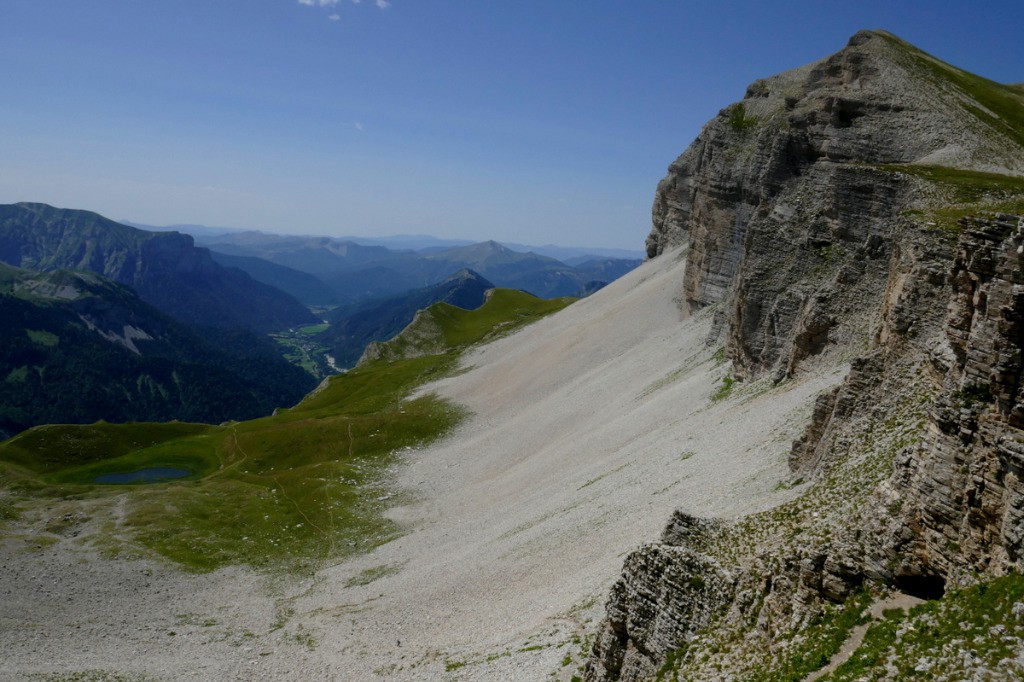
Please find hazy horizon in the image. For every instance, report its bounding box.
[118,216,645,255]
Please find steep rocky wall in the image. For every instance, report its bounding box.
[586,28,1024,680]
[586,514,732,681]
[648,30,1024,381]
[867,214,1024,585]
[586,214,1024,680]
[793,213,1024,589]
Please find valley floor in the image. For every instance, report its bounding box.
[0,247,848,681]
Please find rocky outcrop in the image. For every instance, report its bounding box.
[647,30,1024,381]
[586,513,731,681]
[358,307,448,365]
[587,544,733,682]
[867,214,1024,586]
[587,27,1024,680]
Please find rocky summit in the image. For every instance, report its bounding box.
[587,30,1024,681]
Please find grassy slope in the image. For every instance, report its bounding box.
[868,33,1024,230]
[823,575,1024,680]
[0,289,573,573]
[878,30,1024,152]
[370,288,573,361]
[879,164,1024,231]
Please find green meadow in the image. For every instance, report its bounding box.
[0,289,573,573]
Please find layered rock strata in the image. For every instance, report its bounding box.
[647,29,1023,381]
[587,211,1024,680]
[868,214,1024,585]
[587,26,1024,680]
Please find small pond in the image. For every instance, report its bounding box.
[94,467,192,484]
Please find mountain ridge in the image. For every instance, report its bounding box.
[319,268,496,368]
[0,263,316,436]
[0,203,317,332]
[203,229,638,300]
[588,29,1024,680]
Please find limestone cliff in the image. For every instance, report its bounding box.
[587,29,1024,681]
[867,214,1024,585]
[647,29,1024,381]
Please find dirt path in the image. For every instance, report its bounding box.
[804,592,924,682]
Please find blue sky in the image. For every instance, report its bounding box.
[1,1,1021,250]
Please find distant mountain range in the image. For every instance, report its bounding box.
[0,203,317,332]
[0,202,639,434]
[0,263,316,437]
[199,231,641,303]
[208,251,341,308]
[125,220,644,261]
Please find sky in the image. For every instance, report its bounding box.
[1,1,1022,250]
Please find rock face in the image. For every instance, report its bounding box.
[587,29,1024,681]
[358,307,448,365]
[869,214,1024,584]
[647,29,1024,381]
[589,545,733,682]
[587,513,731,681]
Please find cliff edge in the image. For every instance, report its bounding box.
[647,29,1024,381]
[588,30,1024,681]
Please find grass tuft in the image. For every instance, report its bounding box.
[712,376,737,402]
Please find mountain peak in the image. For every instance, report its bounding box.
[444,268,493,287]
[474,239,512,255]
[651,30,1024,259]
[846,28,878,47]
[427,240,518,263]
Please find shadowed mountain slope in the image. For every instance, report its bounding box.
[0,203,317,332]
[0,264,315,437]
[208,251,339,307]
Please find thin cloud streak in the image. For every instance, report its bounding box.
[296,0,388,21]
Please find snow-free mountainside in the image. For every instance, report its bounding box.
[2,29,1024,682]
[0,243,845,680]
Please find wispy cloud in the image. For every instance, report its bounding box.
[296,0,389,20]
[353,121,365,132]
